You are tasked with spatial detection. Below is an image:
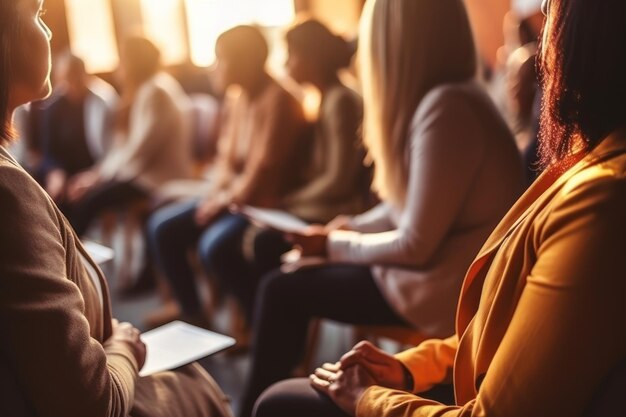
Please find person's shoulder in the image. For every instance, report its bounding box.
[324,84,362,111]
[0,152,57,222]
[410,81,475,131]
[551,151,626,225]
[566,152,626,193]
[266,78,298,103]
[264,78,304,117]
[87,76,118,103]
[413,80,504,137]
[40,92,66,113]
[0,153,41,195]
[418,80,484,114]
[139,72,189,111]
[145,72,184,97]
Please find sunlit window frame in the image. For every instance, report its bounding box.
[64,0,300,74]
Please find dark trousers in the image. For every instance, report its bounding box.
[240,265,409,417]
[147,200,249,316]
[254,379,456,417]
[200,219,290,321]
[69,179,149,237]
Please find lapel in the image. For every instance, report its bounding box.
[455,129,626,333]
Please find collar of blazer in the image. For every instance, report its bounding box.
[455,127,626,331]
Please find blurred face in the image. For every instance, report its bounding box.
[286,44,315,85]
[116,48,135,88]
[9,0,53,109]
[54,60,88,101]
[214,42,261,92]
[213,43,240,92]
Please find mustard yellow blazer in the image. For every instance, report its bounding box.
[357,129,626,417]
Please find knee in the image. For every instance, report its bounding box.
[256,270,289,305]
[253,385,281,417]
[197,224,245,270]
[253,379,309,417]
[147,212,175,249]
[197,229,230,270]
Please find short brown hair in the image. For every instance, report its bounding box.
[216,25,269,72]
[121,36,161,84]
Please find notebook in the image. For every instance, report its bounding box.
[238,206,309,234]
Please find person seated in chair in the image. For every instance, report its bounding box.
[146,25,307,329]
[0,1,232,416]
[255,0,626,416]
[238,0,525,415]
[40,51,118,214]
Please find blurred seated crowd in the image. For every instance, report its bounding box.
[1,0,624,416]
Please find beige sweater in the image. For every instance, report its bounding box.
[99,72,193,192]
[0,146,230,417]
[328,81,524,336]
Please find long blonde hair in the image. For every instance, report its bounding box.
[359,0,477,206]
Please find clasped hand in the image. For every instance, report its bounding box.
[109,319,146,369]
[310,341,407,416]
[285,225,328,257]
[284,214,352,257]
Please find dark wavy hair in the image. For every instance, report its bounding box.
[0,0,18,143]
[538,0,626,169]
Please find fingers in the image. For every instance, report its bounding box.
[305,224,326,234]
[310,373,331,393]
[341,341,390,367]
[322,362,341,372]
[114,321,141,340]
[310,364,341,394]
[340,341,398,384]
[314,366,338,382]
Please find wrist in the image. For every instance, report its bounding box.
[401,363,414,392]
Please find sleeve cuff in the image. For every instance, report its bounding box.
[356,385,386,417]
[394,350,422,394]
[326,229,361,262]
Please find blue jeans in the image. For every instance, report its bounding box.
[147,200,250,316]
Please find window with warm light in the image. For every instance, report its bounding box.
[65,0,119,74]
[185,0,295,67]
[63,0,297,73]
[140,0,189,65]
